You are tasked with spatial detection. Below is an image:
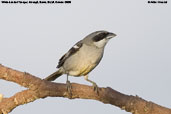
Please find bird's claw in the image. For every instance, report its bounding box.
[92,83,99,95]
[66,80,72,97]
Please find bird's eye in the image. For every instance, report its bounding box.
[92,32,109,42]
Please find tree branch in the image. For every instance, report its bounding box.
[0,64,171,114]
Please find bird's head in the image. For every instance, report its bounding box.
[83,30,117,48]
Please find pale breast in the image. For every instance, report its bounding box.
[63,44,104,76]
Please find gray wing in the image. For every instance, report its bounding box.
[57,40,83,68]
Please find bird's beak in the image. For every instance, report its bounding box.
[107,32,117,39]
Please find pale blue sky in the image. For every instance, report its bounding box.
[0,0,170,114]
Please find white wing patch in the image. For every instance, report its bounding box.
[57,41,83,68]
[73,44,79,49]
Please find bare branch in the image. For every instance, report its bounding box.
[0,64,171,114]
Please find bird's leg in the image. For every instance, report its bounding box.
[66,74,72,96]
[84,75,99,95]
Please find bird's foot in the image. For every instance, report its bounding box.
[92,82,99,95]
[66,80,72,97]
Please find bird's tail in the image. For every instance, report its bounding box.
[44,69,63,81]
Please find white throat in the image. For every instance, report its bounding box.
[94,39,108,48]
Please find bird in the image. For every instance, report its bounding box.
[44,30,116,94]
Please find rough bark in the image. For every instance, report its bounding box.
[0,64,171,114]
